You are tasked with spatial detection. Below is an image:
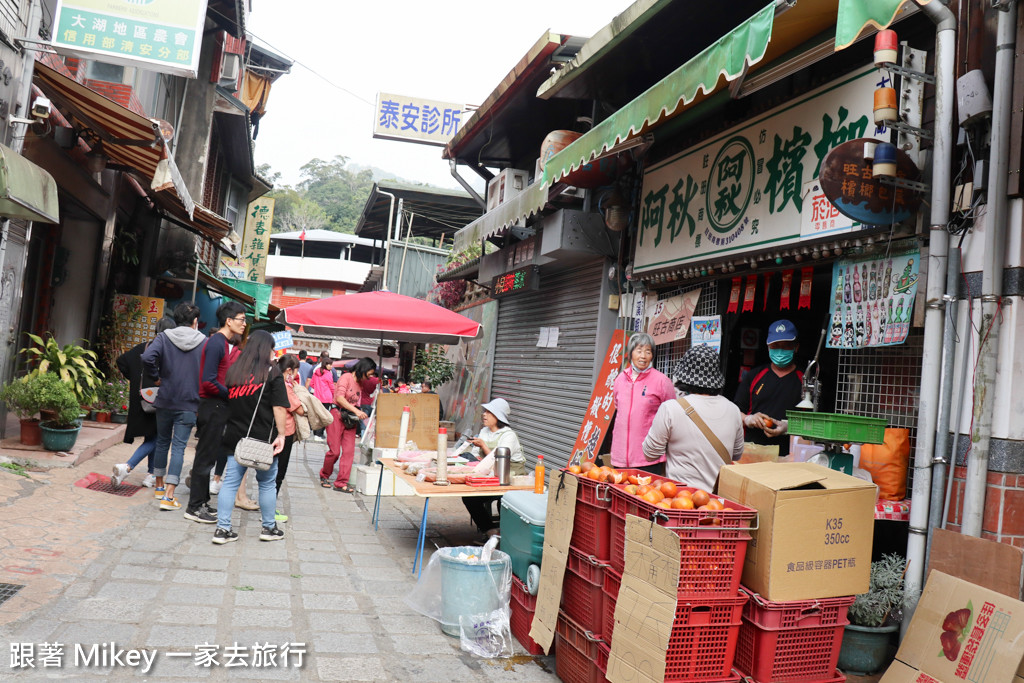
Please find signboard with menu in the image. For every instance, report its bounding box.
[570,330,628,464]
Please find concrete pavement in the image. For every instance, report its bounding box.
[0,439,558,681]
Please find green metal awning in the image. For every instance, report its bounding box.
[835,0,914,50]
[452,182,548,251]
[541,1,776,189]
[0,143,59,223]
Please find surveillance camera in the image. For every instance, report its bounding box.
[31,96,51,120]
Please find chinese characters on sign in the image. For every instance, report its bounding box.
[113,294,164,350]
[241,197,275,284]
[636,67,899,274]
[570,330,628,464]
[8,641,306,672]
[645,289,701,346]
[51,0,207,78]
[373,93,465,147]
[826,246,920,349]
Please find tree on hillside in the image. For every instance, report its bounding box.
[299,155,375,234]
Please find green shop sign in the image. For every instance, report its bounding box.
[52,0,207,78]
[635,67,901,273]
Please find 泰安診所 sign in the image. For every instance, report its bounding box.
[373,93,466,147]
[51,0,208,78]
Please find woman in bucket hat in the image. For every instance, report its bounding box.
[642,344,744,492]
[464,397,524,538]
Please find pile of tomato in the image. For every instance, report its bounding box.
[566,461,725,512]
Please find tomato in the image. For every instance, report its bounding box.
[691,489,711,507]
[659,481,678,498]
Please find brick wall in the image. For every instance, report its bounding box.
[270,281,348,308]
[945,466,1024,548]
[84,79,147,116]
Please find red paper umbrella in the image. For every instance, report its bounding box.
[277,291,481,344]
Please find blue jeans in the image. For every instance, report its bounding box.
[153,409,196,484]
[127,435,155,473]
[216,455,278,531]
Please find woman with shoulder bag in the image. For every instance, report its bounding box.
[213,331,290,545]
[319,358,369,492]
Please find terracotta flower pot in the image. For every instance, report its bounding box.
[20,418,41,446]
[95,411,112,423]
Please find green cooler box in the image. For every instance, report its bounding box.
[500,491,547,584]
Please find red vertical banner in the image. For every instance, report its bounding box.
[727,277,742,313]
[762,273,771,311]
[799,267,814,309]
[780,269,794,310]
[571,329,628,464]
[742,275,757,313]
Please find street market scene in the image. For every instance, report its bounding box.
[2,0,1024,681]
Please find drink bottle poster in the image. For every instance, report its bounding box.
[826,246,919,349]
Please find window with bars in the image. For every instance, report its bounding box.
[652,282,720,374]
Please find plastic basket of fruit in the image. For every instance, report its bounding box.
[560,466,614,508]
[785,411,886,444]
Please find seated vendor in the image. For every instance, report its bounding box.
[465,398,524,539]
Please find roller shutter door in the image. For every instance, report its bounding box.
[491,260,603,468]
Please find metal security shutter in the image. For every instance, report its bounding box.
[491,260,604,469]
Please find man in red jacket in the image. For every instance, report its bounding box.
[184,302,246,523]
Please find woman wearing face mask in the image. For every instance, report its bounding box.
[609,332,675,476]
[732,319,802,458]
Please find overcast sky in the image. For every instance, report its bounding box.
[247,0,630,191]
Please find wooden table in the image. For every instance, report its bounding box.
[371,458,534,575]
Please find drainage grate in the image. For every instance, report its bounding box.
[85,480,142,497]
[0,583,24,607]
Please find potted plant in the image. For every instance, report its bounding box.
[1,377,42,445]
[33,373,84,452]
[20,333,104,408]
[409,345,456,388]
[838,553,908,675]
[93,379,127,423]
[110,378,130,423]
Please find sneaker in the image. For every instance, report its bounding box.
[210,475,221,495]
[259,525,285,542]
[154,486,166,499]
[202,503,217,516]
[142,474,156,488]
[212,528,238,545]
[111,463,129,487]
[159,496,181,511]
[274,510,288,524]
[184,507,216,524]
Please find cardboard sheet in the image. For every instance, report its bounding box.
[607,516,682,683]
[930,528,1024,601]
[374,393,440,448]
[529,472,577,652]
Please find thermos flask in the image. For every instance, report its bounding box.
[494,447,511,485]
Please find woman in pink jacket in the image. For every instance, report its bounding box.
[609,332,674,475]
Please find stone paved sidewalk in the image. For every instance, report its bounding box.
[0,440,558,681]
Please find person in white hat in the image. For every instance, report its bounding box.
[464,398,524,538]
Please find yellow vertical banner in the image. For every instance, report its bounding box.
[241,197,275,283]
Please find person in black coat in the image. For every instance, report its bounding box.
[111,316,176,487]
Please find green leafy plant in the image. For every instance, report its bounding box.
[409,345,456,388]
[1,377,42,420]
[0,462,30,477]
[20,333,104,406]
[32,372,81,429]
[96,378,130,413]
[848,553,908,627]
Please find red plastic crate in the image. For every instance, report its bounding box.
[734,588,854,682]
[740,587,854,629]
[561,545,609,637]
[610,508,749,598]
[663,595,746,682]
[602,567,621,642]
[571,497,611,560]
[510,575,544,656]
[608,478,757,534]
[556,612,608,683]
[564,470,613,508]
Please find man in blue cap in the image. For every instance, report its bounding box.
[733,319,802,457]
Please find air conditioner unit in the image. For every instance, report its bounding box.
[218,53,241,90]
[486,168,529,212]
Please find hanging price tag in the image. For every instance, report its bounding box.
[798,267,814,309]
[780,269,794,310]
[727,277,741,314]
[742,275,757,313]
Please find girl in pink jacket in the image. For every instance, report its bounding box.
[609,332,674,474]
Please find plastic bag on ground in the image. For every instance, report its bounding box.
[460,607,514,658]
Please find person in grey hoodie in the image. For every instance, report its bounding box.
[142,302,206,510]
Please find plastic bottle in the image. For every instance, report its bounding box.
[534,455,545,494]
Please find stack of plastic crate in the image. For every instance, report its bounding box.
[509,574,545,655]
[555,611,610,683]
[734,586,854,683]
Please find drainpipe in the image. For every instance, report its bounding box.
[449,159,486,209]
[962,0,1016,537]
[904,0,956,616]
[376,189,396,291]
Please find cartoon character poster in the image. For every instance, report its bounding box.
[826,246,919,349]
[690,316,722,351]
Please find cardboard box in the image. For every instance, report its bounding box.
[717,462,876,601]
[880,570,1024,683]
[374,393,440,449]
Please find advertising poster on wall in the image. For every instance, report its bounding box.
[690,315,722,351]
[114,293,164,350]
[826,245,920,349]
[645,288,701,345]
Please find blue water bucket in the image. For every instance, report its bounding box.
[438,546,510,637]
